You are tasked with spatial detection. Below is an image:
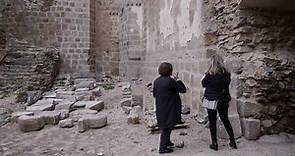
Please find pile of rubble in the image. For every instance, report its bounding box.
[12,78,108,133]
[119,82,143,124]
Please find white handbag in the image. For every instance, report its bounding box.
[202,98,218,110]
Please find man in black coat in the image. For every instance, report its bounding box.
[153,62,186,154]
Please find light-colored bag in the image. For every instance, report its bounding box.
[202,98,218,110]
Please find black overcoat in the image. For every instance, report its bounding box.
[153,76,186,129]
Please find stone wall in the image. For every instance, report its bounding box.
[119,0,145,80]
[205,0,295,134]
[141,0,206,114]
[95,0,121,76]
[2,0,95,75]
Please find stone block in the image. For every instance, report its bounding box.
[240,118,261,140]
[37,111,61,125]
[52,99,64,105]
[18,115,45,132]
[70,109,97,122]
[237,99,264,117]
[72,101,86,109]
[127,106,142,124]
[56,91,76,101]
[75,80,95,90]
[43,92,57,99]
[56,109,70,120]
[217,114,242,139]
[26,101,55,113]
[75,88,90,92]
[84,100,104,111]
[59,119,74,128]
[75,90,94,101]
[78,115,107,133]
[55,101,74,110]
[120,98,132,107]
[91,87,102,97]
[11,111,34,122]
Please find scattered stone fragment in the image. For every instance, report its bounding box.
[91,87,102,97]
[78,115,107,133]
[75,88,90,92]
[72,101,86,109]
[84,100,104,111]
[56,109,70,120]
[182,106,190,115]
[43,92,57,99]
[37,111,61,125]
[52,98,64,105]
[70,109,98,122]
[55,100,74,110]
[18,115,45,132]
[127,106,142,124]
[120,98,132,107]
[56,91,75,101]
[75,91,94,101]
[59,119,74,128]
[75,80,95,90]
[122,106,132,114]
[11,111,34,122]
[26,100,55,113]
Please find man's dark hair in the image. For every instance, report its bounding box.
[158,62,173,76]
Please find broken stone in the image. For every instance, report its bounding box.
[70,109,98,122]
[78,115,107,133]
[11,111,34,122]
[122,83,131,92]
[122,106,132,114]
[84,100,104,111]
[240,118,261,140]
[72,101,86,109]
[56,91,75,101]
[127,106,142,124]
[75,88,90,92]
[18,115,45,132]
[37,111,61,125]
[120,98,132,107]
[26,100,55,113]
[75,91,94,101]
[59,119,74,128]
[26,91,43,105]
[43,92,57,99]
[52,98,64,105]
[75,80,95,90]
[182,106,190,115]
[56,109,70,120]
[55,100,74,110]
[91,87,102,97]
[217,114,242,139]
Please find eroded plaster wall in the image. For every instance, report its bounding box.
[142,0,206,114]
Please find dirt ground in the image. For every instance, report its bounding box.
[1,87,295,156]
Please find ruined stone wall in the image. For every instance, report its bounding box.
[119,0,145,80]
[2,0,95,75]
[95,0,121,76]
[205,0,295,134]
[142,0,206,113]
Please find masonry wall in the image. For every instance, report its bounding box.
[119,0,145,80]
[141,0,206,114]
[95,0,121,76]
[205,0,295,134]
[2,0,95,75]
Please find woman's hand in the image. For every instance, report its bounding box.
[172,72,179,81]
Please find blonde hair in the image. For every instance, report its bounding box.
[207,54,227,75]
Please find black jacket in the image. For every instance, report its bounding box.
[201,72,231,102]
[153,76,186,129]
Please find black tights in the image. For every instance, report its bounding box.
[160,128,172,150]
[207,101,235,144]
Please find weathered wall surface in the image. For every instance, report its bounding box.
[119,0,145,80]
[205,0,295,134]
[142,0,206,114]
[95,0,121,76]
[2,0,95,75]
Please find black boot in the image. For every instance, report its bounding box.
[167,141,174,148]
[229,140,237,149]
[209,142,218,151]
[159,148,173,154]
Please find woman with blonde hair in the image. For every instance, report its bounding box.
[201,54,237,151]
